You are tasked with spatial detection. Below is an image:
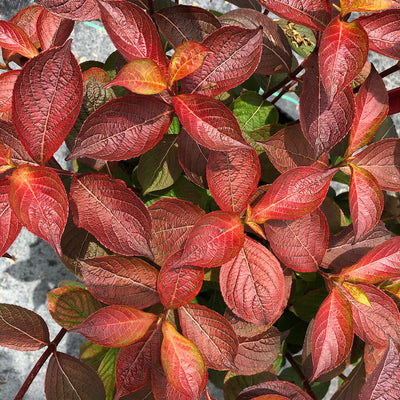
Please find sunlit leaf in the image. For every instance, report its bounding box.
[36,0,100,21]
[0,21,38,59]
[341,0,397,15]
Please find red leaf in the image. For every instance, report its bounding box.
[37,8,75,51]
[153,5,221,48]
[149,197,205,265]
[347,66,389,156]
[12,41,83,165]
[0,70,20,114]
[80,255,159,309]
[351,138,400,191]
[389,87,400,115]
[311,287,353,380]
[299,53,355,159]
[157,249,204,309]
[36,0,100,21]
[0,179,22,257]
[179,210,245,268]
[340,283,400,348]
[264,208,329,273]
[319,17,368,103]
[67,95,173,161]
[0,304,49,351]
[70,305,157,347]
[98,0,168,74]
[70,173,153,258]
[178,303,239,370]
[257,0,331,31]
[0,21,38,59]
[359,340,400,400]
[9,165,68,256]
[219,8,292,75]
[207,148,261,213]
[45,352,106,400]
[161,320,207,399]
[220,236,286,326]
[151,367,192,400]
[339,236,400,284]
[249,167,336,224]
[358,9,400,60]
[172,94,251,151]
[349,164,384,242]
[181,26,262,97]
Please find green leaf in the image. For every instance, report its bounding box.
[80,341,109,371]
[98,348,119,400]
[243,124,283,154]
[168,116,181,135]
[372,116,397,142]
[290,287,328,322]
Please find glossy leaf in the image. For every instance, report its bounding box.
[68,94,173,161]
[220,236,286,326]
[257,0,331,31]
[157,249,204,309]
[104,58,167,95]
[351,138,400,191]
[70,305,157,348]
[0,21,38,59]
[149,197,205,266]
[69,173,153,259]
[80,255,159,309]
[181,26,262,97]
[0,303,49,351]
[358,9,400,59]
[319,17,368,103]
[47,286,101,329]
[178,303,239,370]
[179,211,245,268]
[207,148,261,213]
[98,0,168,73]
[264,208,329,273]
[172,94,251,151]
[311,287,353,380]
[299,53,355,159]
[12,41,83,165]
[161,320,207,399]
[347,66,389,156]
[349,164,384,242]
[249,167,336,224]
[0,70,20,114]
[36,0,100,21]
[9,165,68,256]
[168,41,210,86]
[45,352,106,400]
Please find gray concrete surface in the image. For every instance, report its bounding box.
[0,1,399,399]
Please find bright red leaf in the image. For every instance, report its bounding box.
[36,0,100,21]
[69,173,153,259]
[12,40,83,165]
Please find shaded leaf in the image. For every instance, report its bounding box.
[389,87,400,115]
[0,70,20,114]
[330,360,365,400]
[98,348,118,400]
[36,0,100,21]
[0,21,38,59]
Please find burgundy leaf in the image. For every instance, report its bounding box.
[80,255,159,309]
[351,138,400,191]
[0,303,49,351]
[12,41,83,165]
[220,236,286,326]
[257,0,331,31]
[153,5,221,48]
[181,26,263,97]
[157,249,204,309]
[389,87,400,115]
[347,66,389,156]
[98,0,168,74]
[69,173,153,259]
[359,340,400,400]
[264,208,329,273]
[179,210,245,268]
[172,94,251,151]
[0,70,19,114]
[358,9,400,60]
[9,165,68,256]
[67,95,173,161]
[318,17,368,103]
[45,352,106,400]
[207,148,261,213]
[349,164,384,242]
[311,287,353,380]
[219,9,292,75]
[178,303,239,370]
[149,197,205,266]
[249,166,336,224]
[299,53,355,159]
[36,0,99,21]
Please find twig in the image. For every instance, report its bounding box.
[380,61,400,79]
